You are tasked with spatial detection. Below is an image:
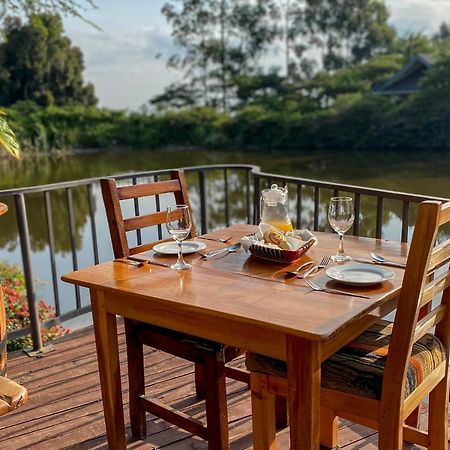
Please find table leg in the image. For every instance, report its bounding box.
[90,289,126,449]
[286,336,321,450]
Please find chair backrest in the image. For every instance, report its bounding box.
[100,170,196,258]
[381,201,450,408]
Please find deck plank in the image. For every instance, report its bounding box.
[3,324,449,449]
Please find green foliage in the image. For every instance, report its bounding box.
[4,34,450,154]
[301,0,395,71]
[0,110,19,157]
[160,0,280,110]
[158,0,395,106]
[0,13,97,107]
[0,261,69,351]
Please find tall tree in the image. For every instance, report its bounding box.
[0,14,97,106]
[434,21,450,42]
[160,0,278,111]
[288,0,395,72]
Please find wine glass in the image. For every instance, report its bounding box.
[166,205,192,270]
[328,197,354,262]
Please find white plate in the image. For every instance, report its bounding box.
[153,241,206,255]
[325,264,394,286]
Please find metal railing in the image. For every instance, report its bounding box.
[0,164,448,351]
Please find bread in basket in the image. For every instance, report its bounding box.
[241,223,317,263]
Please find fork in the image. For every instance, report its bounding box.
[298,255,331,278]
[304,279,370,299]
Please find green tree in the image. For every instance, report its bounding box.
[294,0,395,71]
[391,32,435,58]
[302,53,403,106]
[0,111,19,157]
[434,21,450,42]
[160,0,278,111]
[0,14,97,107]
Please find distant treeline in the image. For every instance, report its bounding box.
[1,9,450,154]
[6,54,450,153]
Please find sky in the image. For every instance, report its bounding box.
[62,0,450,110]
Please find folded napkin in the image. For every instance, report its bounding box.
[241,223,317,252]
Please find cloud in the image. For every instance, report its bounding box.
[386,0,449,35]
[66,26,182,109]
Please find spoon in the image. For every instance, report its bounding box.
[370,252,406,268]
[202,243,241,259]
[285,261,314,277]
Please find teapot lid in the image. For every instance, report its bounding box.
[261,184,288,206]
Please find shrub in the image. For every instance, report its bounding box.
[0,261,70,351]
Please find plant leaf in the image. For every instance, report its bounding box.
[0,112,20,159]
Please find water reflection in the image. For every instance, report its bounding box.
[0,187,91,252]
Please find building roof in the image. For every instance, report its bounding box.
[374,53,435,96]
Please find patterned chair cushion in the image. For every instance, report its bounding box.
[246,320,447,400]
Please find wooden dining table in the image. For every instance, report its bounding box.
[62,224,408,449]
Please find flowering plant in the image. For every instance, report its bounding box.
[0,261,69,351]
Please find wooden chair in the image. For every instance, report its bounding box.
[246,200,450,449]
[0,203,28,416]
[100,170,249,448]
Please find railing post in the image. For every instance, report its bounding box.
[253,175,261,225]
[199,170,208,234]
[313,187,320,231]
[246,169,251,224]
[14,194,43,352]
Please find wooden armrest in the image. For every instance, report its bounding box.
[0,376,28,415]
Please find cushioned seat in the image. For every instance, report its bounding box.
[246,320,446,400]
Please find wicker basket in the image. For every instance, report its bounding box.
[248,236,316,263]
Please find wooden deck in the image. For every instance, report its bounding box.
[1,323,448,449]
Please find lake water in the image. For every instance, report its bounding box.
[1,147,449,196]
[0,148,449,329]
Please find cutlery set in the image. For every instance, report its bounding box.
[114,246,403,300]
[114,256,171,268]
[114,243,242,267]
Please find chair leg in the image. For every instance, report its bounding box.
[194,362,206,400]
[320,407,339,449]
[428,376,449,450]
[124,319,147,438]
[203,352,229,450]
[378,415,403,450]
[250,373,276,450]
[275,395,288,430]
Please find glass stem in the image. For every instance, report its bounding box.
[177,240,183,264]
[338,233,345,255]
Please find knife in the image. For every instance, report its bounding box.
[126,255,171,267]
[353,258,406,269]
